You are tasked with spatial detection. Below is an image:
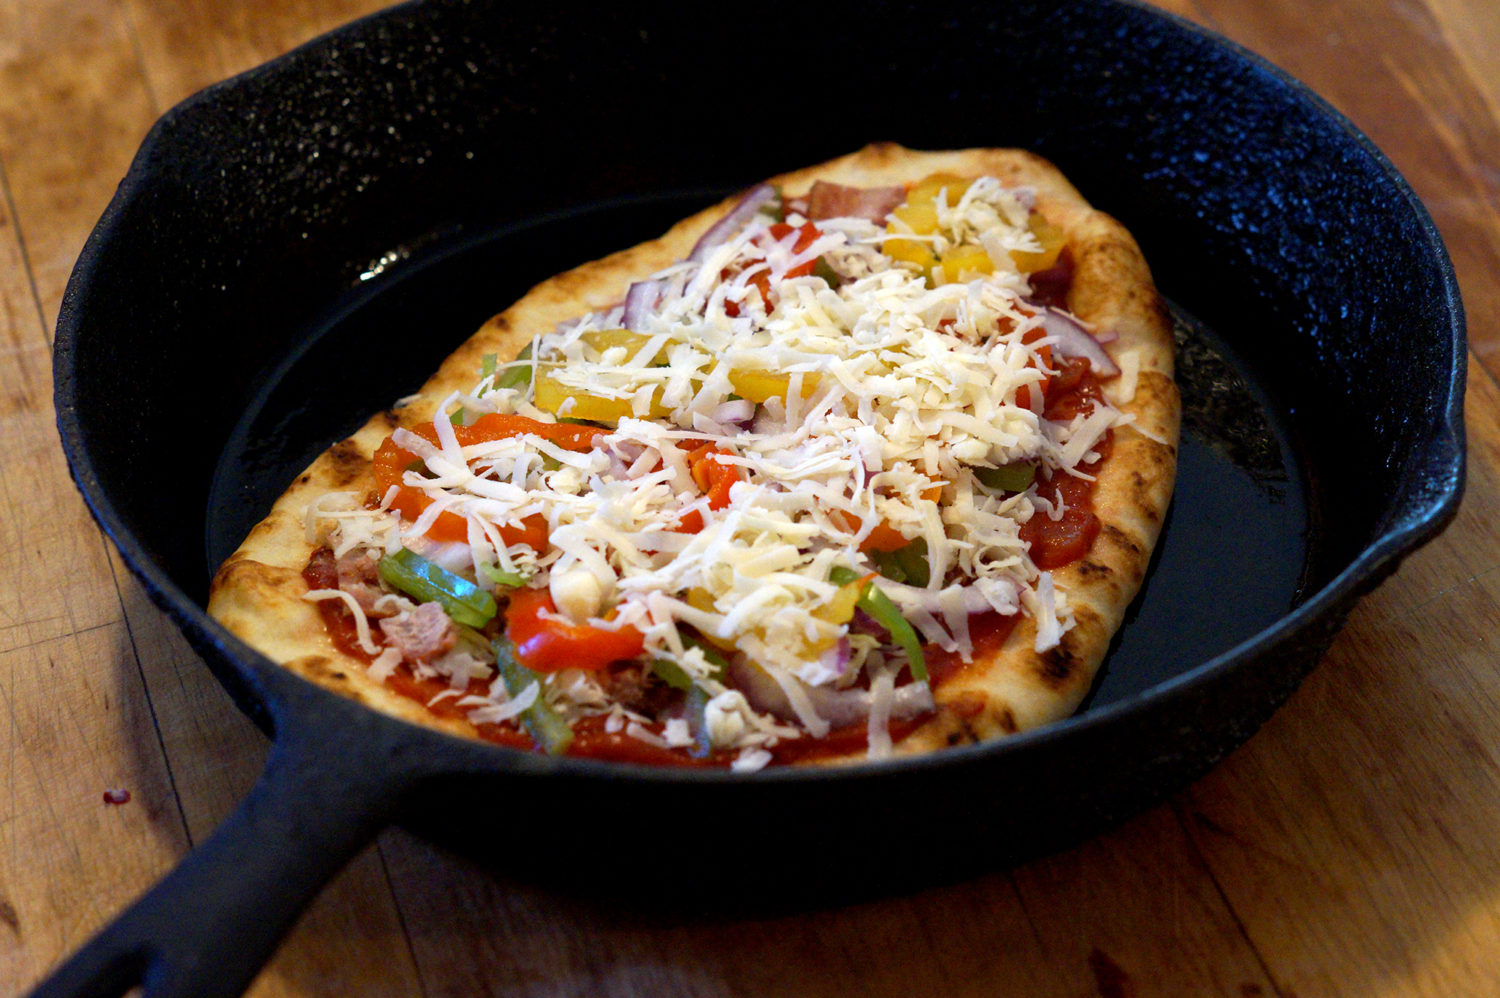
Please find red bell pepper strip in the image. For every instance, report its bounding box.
[373,413,606,547]
[504,588,646,672]
[671,442,744,534]
[725,222,823,316]
[1014,324,1053,412]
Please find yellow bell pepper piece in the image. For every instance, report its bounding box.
[904,172,975,233]
[883,235,939,283]
[890,200,939,238]
[686,588,737,651]
[581,328,667,365]
[726,368,822,404]
[884,172,977,285]
[812,574,869,625]
[1010,213,1066,273]
[936,245,995,285]
[533,368,669,422]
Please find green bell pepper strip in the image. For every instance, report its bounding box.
[649,658,695,692]
[493,635,574,755]
[478,562,527,589]
[377,547,497,629]
[893,537,931,588]
[869,548,907,584]
[493,342,535,391]
[974,462,1036,493]
[829,566,928,682]
[812,257,843,288]
[757,185,785,223]
[651,638,728,758]
[872,537,930,588]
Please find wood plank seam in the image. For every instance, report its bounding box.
[1168,798,1290,998]
[98,553,199,849]
[118,0,163,122]
[372,838,432,998]
[0,154,52,351]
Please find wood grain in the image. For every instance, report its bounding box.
[4,1,1499,996]
[0,7,190,989]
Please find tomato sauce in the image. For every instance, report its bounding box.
[924,611,1022,687]
[1019,356,1110,570]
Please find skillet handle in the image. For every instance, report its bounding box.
[27,719,416,998]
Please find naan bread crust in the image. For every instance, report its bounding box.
[208,143,1180,762]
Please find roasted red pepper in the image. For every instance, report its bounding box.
[672,442,744,533]
[725,222,823,316]
[373,413,605,547]
[504,588,646,672]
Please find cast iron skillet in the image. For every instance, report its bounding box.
[41,1,1464,995]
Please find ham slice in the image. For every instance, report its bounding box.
[380,602,457,664]
[807,181,905,223]
[336,550,393,617]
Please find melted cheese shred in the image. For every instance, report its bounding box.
[315,177,1130,765]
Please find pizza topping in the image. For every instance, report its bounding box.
[305,171,1133,768]
[1042,308,1119,376]
[828,566,927,681]
[494,636,576,755]
[379,602,458,665]
[689,183,781,262]
[504,587,646,672]
[377,546,497,629]
[807,181,906,222]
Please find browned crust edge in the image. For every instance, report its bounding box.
[207,142,1180,765]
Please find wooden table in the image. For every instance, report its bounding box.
[4,1,1500,995]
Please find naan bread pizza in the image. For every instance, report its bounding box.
[208,143,1179,770]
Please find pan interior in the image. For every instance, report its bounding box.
[205,193,1310,711]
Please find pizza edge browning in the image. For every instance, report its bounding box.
[207,142,1180,764]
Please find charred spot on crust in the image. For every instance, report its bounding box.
[376,409,401,430]
[296,655,334,675]
[996,706,1018,734]
[1149,290,1172,326]
[1100,524,1142,555]
[1037,642,1080,689]
[944,725,979,748]
[326,439,366,487]
[209,560,239,591]
[948,691,987,718]
[1075,560,1111,579]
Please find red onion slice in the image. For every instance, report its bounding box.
[689,184,778,263]
[727,658,933,730]
[818,636,852,676]
[623,279,662,332]
[1043,308,1119,376]
[714,399,756,426]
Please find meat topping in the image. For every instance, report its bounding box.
[380,602,457,664]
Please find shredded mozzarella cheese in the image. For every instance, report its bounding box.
[311,175,1127,762]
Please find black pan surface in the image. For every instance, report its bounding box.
[42,1,1465,996]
